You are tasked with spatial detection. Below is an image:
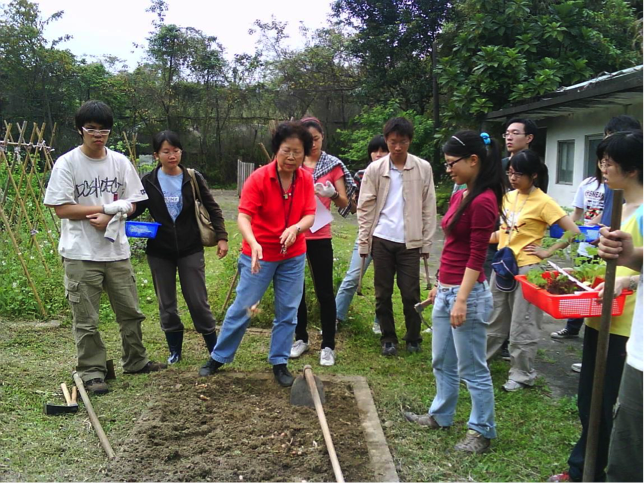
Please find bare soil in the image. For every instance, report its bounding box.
[106,371,374,482]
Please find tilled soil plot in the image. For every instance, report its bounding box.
[107,371,374,482]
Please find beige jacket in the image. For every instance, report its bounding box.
[357,153,437,255]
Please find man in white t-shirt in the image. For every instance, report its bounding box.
[598,228,643,483]
[44,101,166,395]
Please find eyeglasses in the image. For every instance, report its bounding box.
[159,149,182,157]
[386,140,410,148]
[445,156,467,170]
[502,131,526,139]
[506,170,524,179]
[82,127,111,136]
[279,148,303,159]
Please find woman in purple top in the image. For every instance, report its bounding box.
[404,131,507,455]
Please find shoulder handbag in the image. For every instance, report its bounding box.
[187,168,217,247]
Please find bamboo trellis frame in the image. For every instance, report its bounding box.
[1,122,60,318]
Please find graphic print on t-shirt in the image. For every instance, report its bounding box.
[75,177,124,198]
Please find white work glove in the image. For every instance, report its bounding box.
[103,200,133,215]
[314,181,337,198]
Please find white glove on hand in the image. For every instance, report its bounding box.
[103,200,133,215]
[314,181,337,198]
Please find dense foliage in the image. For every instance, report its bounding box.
[0,0,640,182]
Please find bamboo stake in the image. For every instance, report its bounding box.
[0,149,51,275]
[0,204,47,318]
[582,189,624,482]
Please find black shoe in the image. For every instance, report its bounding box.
[381,342,397,356]
[84,378,109,395]
[273,364,294,387]
[199,358,223,377]
[202,331,218,354]
[124,361,167,374]
[500,347,511,361]
[406,341,421,353]
[165,331,183,365]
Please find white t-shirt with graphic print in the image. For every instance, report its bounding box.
[572,177,605,257]
[44,146,148,261]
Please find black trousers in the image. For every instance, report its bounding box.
[567,326,627,481]
[371,236,422,345]
[147,252,217,335]
[295,238,336,350]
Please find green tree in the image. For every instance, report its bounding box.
[437,0,641,127]
[332,0,450,112]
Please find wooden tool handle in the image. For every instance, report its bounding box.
[303,365,345,483]
[71,386,77,404]
[60,383,72,405]
[72,372,116,459]
[423,257,431,289]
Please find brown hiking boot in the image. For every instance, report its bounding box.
[124,361,167,375]
[403,412,442,429]
[84,378,109,395]
[454,429,491,454]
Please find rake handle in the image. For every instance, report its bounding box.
[356,256,366,296]
[303,365,345,483]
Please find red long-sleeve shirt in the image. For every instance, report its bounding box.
[438,189,498,285]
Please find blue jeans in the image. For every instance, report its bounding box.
[429,282,497,439]
[211,253,305,366]
[335,240,378,324]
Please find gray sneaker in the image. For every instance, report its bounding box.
[381,342,397,356]
[454,429,491,454]
[502,380,527,392]
[372,322,382,335]
[403,412,441,429]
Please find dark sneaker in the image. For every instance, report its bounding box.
[406,341,421,353]
[500,346,511,361]
[199,358,223,377]
[84,378,109,395]
[551,328,579,340]
[124,361,167,375]
[381,342,397,356]
[273,364,294,387]
[454,429,491,454]
[167,352,181,365]
[403,411,441,429]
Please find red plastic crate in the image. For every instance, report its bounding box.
[515,271,633,319]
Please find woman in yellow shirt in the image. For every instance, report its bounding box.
[486,149,580,392]
[550,130,642,483]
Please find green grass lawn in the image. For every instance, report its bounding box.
[0,192,580,481]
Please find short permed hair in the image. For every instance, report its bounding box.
[383,117,414,141]
[604,115,641,136]
[271,121,313,157]
[75,100,114,132]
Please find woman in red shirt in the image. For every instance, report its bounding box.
[404,131,507,455]
[289,117,356,367]
[198,122,316,387]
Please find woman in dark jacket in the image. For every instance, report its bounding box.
[130,130,228,364]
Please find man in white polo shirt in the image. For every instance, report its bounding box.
[357,117,437,356]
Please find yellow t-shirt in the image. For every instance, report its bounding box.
[498,188,567,267]
[586,204,643,337]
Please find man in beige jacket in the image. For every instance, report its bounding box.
[357,117,437,356]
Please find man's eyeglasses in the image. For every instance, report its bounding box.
[502,131,526,139]
[82,127,111,136]
[506,170,524,179]
[445,156,467,170]
[386,140,410,148]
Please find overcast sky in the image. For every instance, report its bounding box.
[34,0,335,70]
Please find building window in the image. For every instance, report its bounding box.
[585,135,603,179]
[557,140,575,185]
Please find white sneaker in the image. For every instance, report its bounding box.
[372,322,381,335]
[290,340,310,358]
[571,363,582,373]
[320,347,335,366]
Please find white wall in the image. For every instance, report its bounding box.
[542,99,643,208]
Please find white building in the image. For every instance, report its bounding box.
[486,66,642,207]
